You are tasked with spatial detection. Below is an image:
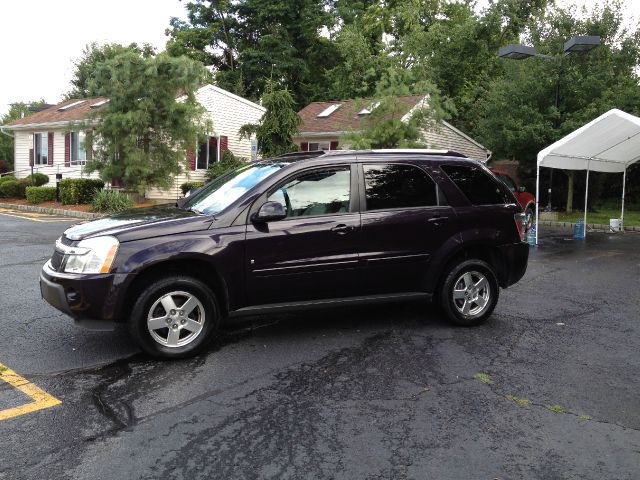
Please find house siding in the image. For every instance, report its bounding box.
[421,123,488,162]
[13,130,100,185]
[146,85,265,200]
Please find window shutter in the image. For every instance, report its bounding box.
[219,135,228,157]
[300,142,308,151]
[329,141,339,150]
[48,132,54,165]
[29,148,34,167]
[64,133,71,167]
[187,149,196,170]
[86,132,93,161]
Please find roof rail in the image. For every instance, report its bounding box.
[369,149,467,158]
[276,150,327,159]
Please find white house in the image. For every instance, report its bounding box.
[295,95,491,162]
[0,84,265,200]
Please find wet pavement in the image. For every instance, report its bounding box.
[0,214,639,479]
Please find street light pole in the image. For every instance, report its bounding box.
[498,36,600,213]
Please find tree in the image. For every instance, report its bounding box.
[0,101,46,171]
[84,52,212,194]
[67,42,155,99]
[342,68,451,149]
[166,0,337,105]
[239,81,301,157]
[471,1,640,210]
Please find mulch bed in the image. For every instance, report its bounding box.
[0,198,157,212]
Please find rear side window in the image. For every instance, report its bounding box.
[363,164,438,210]
[496,173,516,192]
[441,165,511,205]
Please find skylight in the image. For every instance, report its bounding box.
[317,103,342,118]
[358,101,380,115]
[90,99,109,109]
[58,100,87,111]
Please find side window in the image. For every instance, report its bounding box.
[497,173,516,192]
[363,164,438,211]
[267,167,350,218]
[441,164,511,205]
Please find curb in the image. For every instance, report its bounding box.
[0,202,100,220]
[538,220,640,233]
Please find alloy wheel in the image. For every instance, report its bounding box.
[146,290,205,347]
[452,271,491,318]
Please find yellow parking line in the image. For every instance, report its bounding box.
[0,209,73,222]
[0,363,61,420]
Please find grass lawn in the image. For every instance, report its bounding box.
[556,209,640,226]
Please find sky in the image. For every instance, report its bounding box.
[1,0,639,118]
[0,0,187,117]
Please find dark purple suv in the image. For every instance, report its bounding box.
[40,150,529,358]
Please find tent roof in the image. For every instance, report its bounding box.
[537,109,640,173]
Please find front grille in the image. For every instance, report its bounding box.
[50,250,64,271]
[50,235,73,271]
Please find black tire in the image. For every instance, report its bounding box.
[439,259,499,327]
[525,206,535,231]
[129,275,220,359]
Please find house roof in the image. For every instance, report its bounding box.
[298,95,424,134]
[5,97,108,128]
[3,84,266,130]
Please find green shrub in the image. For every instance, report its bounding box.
[26,186,57,203]
[181,181,204,195]
[91,189,134,213]
[0,179,27,198]
[59,178,104,204]
[205,149,244,181]
[0,175,16,184]
[30,172,49,187]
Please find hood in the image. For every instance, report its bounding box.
[64,205,214,242]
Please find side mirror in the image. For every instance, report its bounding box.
[253,201,286,223]
[518,186,526,193]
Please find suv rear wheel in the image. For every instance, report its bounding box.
[440,259,499,326]
[129,276,220,358]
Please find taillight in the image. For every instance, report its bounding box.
[514,213,526,242]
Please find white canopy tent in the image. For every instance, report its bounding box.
[536,108,640,244]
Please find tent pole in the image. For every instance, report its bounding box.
[583,165,590,239]
[535,164,540,245]
[621,167,626,231]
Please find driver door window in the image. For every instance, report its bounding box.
[267,167,351,218]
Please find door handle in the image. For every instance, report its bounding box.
[331,224,354,234]
[428,216,449,225]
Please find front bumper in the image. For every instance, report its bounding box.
[40,261,130,329]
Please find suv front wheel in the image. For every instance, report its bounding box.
[129,276,220,358]
[440,259,499,326]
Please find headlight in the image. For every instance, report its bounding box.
[62,236,119,274]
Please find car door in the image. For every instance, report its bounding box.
[244,164,362,305]
[358,161,458,294]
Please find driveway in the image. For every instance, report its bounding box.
[0,212,638,480]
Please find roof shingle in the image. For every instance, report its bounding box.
[6,97,108,127]
[298,95,424,134]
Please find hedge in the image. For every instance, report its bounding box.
[0,175,16,185]
[25,186,57,203]
[0,179,29,198]
[30,172,49,187]
[59,178,104,205]
[181,181,204,195]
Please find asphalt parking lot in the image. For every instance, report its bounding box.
[0,210,639,480]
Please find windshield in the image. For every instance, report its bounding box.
[183,163,289,215]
